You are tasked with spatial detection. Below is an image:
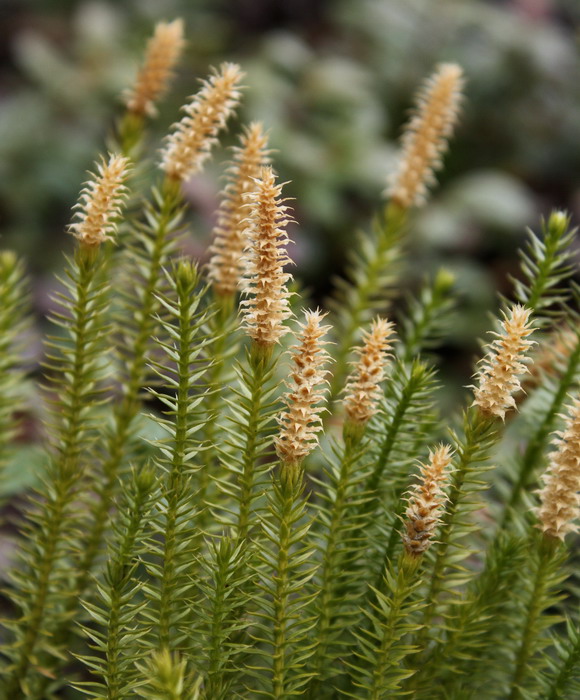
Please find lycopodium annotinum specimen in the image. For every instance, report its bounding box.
[1,19,580,700]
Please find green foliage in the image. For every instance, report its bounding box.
[408,408,500,679]
[136,649,202,700]
[213,347,282,543]
[0,252,30,476]
[3,21,580,700]
[346,552,423,698]
[195,536,253,699]
[361,360,440,578]
[365,360,439,510]
[76,466,158,698]
[75,180,185,599]
[422,533,527,697]
[1,244,113,696]
[328,205,407,399]
[397,268,456,363]
[142,260,213,654]
[542,615,580,700]
[508,211,577,327]
[305,433,373,695]
[250,471,317,698]
[505,532,568,699]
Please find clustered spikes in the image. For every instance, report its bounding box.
[160,62,244,181]
[536,399,580,540]
[343,317,396,425]
[241,166,294,346]
[208,122,271,296]
[68,154,131,247]
[472,304,535,420]
[125,19,185,118]
[387,63,464,210]
[275,310,332,466]
[402,444,453,556]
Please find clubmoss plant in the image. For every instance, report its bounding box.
[1,153,130,696]
[0,251,30,478]
[329,62,464,400]
[120,19,186,153]
[2,20,580,700]
[125,19,186,120]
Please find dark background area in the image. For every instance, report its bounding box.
[1,0,580,387]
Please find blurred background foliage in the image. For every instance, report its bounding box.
[1,0,580,385]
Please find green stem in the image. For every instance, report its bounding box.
[158,274,197,650]
[378,499,406,586]
[307,435,361,697]
[3,246,104,695]
[206,580,228,698]
[117,111,146,157]
[374,429,428,593]
[353,362,424,536]
[272,474,297,699]
[197,294,236,527]
[26,184,182,700]
[330,205,407,402]
[5,477,76,696]
[521,211,573,321]
[400,268,455,364]
[235,347,274,545]
[508,534,560,700]
[0,252,28,475]
[106,583,123,700]
[106,488,151,699]
[78,181,181,590]
[204,540,241,699]
[418,534,524,697]
[369,552,421,700]
[413,411,496,658]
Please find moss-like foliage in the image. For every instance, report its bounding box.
[1,23,580,700]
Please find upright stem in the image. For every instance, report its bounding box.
[200,294,236,509]
[25,183,182,700]
[329,205,406,403]
[307,434,361,697]
[78,180,181,589]
[413,411,496,656]
[197,297,236,530]
[3,245,105,695]
[157,269,200,650]
[352,364,423,540]
[508,534,560,700]
[235,346,274,545]
[272,479,294,699]
[203,541,243,699]
[369,552,421,700]
[0,252,28,477]
[117,111,146,157]
[105,480,153,700]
